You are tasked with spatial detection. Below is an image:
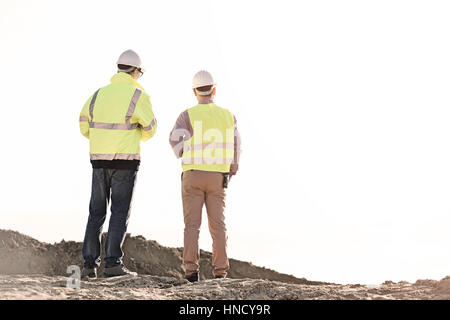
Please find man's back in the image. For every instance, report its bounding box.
[182,102,236,172]
[91,80,139,124]
[186,103,234,129]
[80,72,157,162]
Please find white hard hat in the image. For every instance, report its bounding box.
[117,49,145,72]
[192,70,216,95]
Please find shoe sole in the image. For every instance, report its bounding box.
[185,275,199,283]
[104,273,137,278]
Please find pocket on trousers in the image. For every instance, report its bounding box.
[113,169,136,183]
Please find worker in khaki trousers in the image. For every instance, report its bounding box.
[169,70,241,282]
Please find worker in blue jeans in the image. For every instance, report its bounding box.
[79,49,157,279]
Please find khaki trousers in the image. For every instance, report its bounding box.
[181,170,229,277]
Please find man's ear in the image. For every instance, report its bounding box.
[212,87,216,95]
[132,69,139,79]
[193,89,197,96]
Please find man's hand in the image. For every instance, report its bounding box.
[230,164,239,178]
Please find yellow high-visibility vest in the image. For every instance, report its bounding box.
[182,103,235,173]
[79,72,157,160]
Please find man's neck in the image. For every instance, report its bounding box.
[197,98,214,104]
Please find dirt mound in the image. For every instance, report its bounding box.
[0,229,323,285]
[0,230,73,275]
[435,276,450,297]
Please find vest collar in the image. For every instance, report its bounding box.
[110,72,145,91]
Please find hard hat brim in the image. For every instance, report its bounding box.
[192,83,216,89]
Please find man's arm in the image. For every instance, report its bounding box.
[133,93,157,142]
[79,96,91,139]
[230,115,241,176]
[169,110,193,158]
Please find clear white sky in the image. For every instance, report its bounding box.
[1,0,450,285]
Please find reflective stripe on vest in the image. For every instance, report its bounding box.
[182,158,234,165]
[89,89,100,120]
[183,142,234,152]
[125,89,142,125]
[143,118,157,131]
[90,153,141,160]
[182,139,235,166]
[89,122,140,130]
[88,88,142,130]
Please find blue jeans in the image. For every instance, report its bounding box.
[82,168,137,268]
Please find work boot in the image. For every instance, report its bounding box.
[214,274,226,279]
[185,272,199,283]
[104,264,137,278]
[81,266,97,280]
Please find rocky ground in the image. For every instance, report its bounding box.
[1,229,450,300]
[2,274,450,300]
